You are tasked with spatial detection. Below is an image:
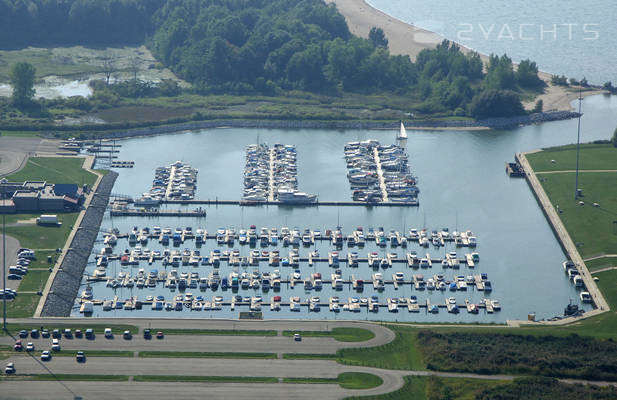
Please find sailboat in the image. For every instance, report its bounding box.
[397,121,408,140]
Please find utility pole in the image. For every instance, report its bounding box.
[574,89,582,200]
[3,213,6,332]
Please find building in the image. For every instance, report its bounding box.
[0,179,84,213]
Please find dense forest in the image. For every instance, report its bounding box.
[418,331,617,381]
[1,0,545,118]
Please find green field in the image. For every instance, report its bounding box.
[132,375,278,383]
[4,212,79,250]
[338,326,425,370]
[0,48,101,81]
[15,270,51,292]
[282,328,375,342]
[5,157,97,186]
[527,144,617,172]
[138,351,277,359]
[536,171,617,257]
[152,328,277,336]
[283,372,382,389]
[1,294,41,318]
[586,257,617,272]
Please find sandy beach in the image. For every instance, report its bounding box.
[327,0,605,112]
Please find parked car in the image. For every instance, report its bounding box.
[143,329,151,339]
[18,330,28,338]
[7,274,22,280]
[41,329,50,338]
[74,329,83,338]
[41,351,52,361]
[294,333,302,342]
[156,331,164,339]
[30,329,39,338]
[26,342,35,352]
[5,363,15,374]
[76,351,86,363]
[13,340,22,351]
[123,330,132,340]
[104,328,112,338]
[85,329,94,339]
[63,329,72,338]
[51,339,61,351]
[52,329,61,339]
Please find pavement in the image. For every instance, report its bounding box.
[0,136,61,177]
[0,234,20,290]
[1,319,394,354]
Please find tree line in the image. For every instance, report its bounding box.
[2,0,547,119]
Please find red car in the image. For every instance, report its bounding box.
[13,340,22,351]
[156,331,164,339]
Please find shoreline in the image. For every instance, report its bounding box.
[327,0,607,112]
[36,110,579,140]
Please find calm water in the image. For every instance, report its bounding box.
[368,0,617,84]
[72,94,617,321]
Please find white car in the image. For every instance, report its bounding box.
[26,342,35,352]
[294,333,302,342]
[51,339,61,351]
[104,328,113,338]
[41,351,52,361]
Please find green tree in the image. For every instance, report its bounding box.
[469,89,525,119]
[532,99,543,113]
[10,62,36,106]
[516,59,543,88]
[612,126,617,148]
[368,27,388,48]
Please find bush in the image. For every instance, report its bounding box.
[469,89,525,119]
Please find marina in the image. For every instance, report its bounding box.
[344,139,419,204]
[76,103,617,320]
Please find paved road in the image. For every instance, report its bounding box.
[1,320,394,354]
[0,381,353,400]
[0,136,61,177]
[0,234,21,290]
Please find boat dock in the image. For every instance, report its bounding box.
[373,147,389,201]
[109,208,207,217]
[110,161,135,168]
[79,296,500,313]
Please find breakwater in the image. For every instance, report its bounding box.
[40,171,118,317]
[45,111,581,140]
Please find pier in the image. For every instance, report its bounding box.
[373,147,389,201]
[110,208,207,217]
[161,199,417,207]
[517,152,608,312]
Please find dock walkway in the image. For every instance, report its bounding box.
[517,152,608,312]
[373,147,388,202]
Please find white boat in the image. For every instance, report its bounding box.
[397,121,408,140]
[277,188,317,204]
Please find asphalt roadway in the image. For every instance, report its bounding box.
[0,234,20,290]
[0,320,394,354]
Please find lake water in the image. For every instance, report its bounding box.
[72,94,617,321]
[367,0,617,84]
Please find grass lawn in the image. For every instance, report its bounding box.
[283,373,382,389]
[283,328,375,342]
[4,212,79,249]
[587,257,617,272]
[2,294,41,318]
[282,353,339,360]
[536,171,617,258]
[337,326,425,370]
[152,328,277,336]
[132,375,278,383]
[5,157,97,186]
[1,374,129,381]
[52,350,134,358]
[138,351,277,359]
[16,269,51,292]
[344,376,427,400]
[527,144,617,172]
[0,48,101,81]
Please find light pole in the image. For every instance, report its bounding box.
[3,212,6,332]
[574,90,582,200]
